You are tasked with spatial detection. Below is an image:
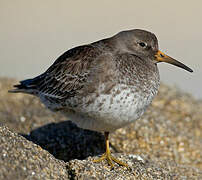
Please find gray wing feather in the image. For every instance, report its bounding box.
[10,45,102,100]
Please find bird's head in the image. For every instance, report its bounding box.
[116,29,193,73]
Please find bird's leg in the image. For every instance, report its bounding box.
[93,132,128,168]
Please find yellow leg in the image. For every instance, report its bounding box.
[93,132,128,168]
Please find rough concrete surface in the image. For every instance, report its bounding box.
[0,77,202,179]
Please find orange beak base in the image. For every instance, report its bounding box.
[155,50,193,73]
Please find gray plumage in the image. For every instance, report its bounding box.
[9,29,192,132]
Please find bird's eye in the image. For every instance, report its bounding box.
[139,42,146,48]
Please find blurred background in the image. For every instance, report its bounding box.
[0,0,201,99]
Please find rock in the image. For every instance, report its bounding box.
[24,121,105,162]
[0,77,202,179]
[0,125,69,180]
[1,125,201,180]
[67,155,202,179]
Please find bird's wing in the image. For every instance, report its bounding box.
[30,45,103,99]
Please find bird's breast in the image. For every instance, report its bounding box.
[67,81,159,132]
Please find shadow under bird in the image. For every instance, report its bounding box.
[9,29,193,168]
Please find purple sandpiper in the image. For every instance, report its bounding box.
[9,29,193,168]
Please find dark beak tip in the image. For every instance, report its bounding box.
[187,67,193,73]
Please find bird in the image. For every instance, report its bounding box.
[9,29,193,169]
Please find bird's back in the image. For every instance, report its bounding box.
[9,42,113,109]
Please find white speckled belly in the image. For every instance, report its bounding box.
[63,83,158,132]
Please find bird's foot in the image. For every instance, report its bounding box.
[93,152,129,169]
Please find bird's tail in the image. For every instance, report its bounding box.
[8,78,37,94]
[8,75,44,94]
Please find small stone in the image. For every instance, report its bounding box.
[129,154,145,163]
[20,116,26,122]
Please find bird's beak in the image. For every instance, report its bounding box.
[155,50,193,72]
